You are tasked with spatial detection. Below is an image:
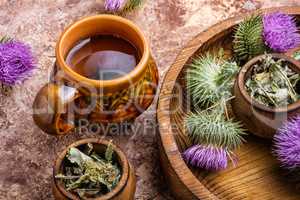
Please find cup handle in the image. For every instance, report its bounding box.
[32,83,81,135]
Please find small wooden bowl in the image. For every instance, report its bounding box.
[52,138,136,200]
[232,54,300,138]
[157,7,300,200]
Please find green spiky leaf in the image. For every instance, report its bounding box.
[186,53,239,108]
[233,15,266,61]
[123,0,143,12]
[0,36,12,44]
[186,110,246,150]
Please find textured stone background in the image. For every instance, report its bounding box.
[0,0,300,199]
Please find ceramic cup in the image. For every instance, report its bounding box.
[33,15,159,135]
[53,138,136,200]
[232,54,300,138]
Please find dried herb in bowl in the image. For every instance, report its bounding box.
[55,142,121,199]
[245,55,300,107]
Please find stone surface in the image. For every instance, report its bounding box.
[0,0,299,199]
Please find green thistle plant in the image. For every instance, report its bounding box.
[186,53,239,108]
[233,15,266,61]
[186,109,246,150]
[123,0,143,12]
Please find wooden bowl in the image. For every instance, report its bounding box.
[232,54,300,138]
[157,7,300,200]
[52,138,136,200]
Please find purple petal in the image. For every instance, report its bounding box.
[273,115,300,170]
[104,0,125,12]
[0,41,36,85]
[263,12,300,52]
[183,145,228,171]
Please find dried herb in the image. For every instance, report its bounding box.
[246,55,300,107]
[55,141,121,199]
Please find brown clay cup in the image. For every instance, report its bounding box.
[53,138,136,200]
[32,15,159,135]
[232,54,300,138]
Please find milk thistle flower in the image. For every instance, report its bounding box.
[263,12,300,52]
[104,0,142,12]
[273,116,300,170]
[183,145,228,171]
[104,0,125,12]
[0,40,35,85]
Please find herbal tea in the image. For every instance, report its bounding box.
[66,35,140,80]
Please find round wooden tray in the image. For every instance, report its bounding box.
[157,7,300,200]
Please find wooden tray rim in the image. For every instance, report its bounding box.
[157,6,300,200]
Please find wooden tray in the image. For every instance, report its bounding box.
[157,7,300,200]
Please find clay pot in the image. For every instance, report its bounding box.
[232,53,300,138]
[33,15,159,135]
[53,138,136,200]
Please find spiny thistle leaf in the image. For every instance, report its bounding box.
[216,60,239,85]
[233,15,266,61]
[123,0,143,12]
[0,36,12,44]
[186,110,246,150]
[186,54,239,108]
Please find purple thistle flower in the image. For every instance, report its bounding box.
[263,12,300,52]
[0,41,35,85]
[104,0,125,12]
[183,145,229,171]
[273,116,300,170]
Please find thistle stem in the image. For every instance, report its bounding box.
[223,101,229,120]
[199,96,235,114]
